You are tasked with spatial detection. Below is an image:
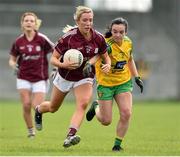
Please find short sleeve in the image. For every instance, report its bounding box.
[10,41,19,57]
[54,37,68,55]
[99,36,107,54]
[44,38,54,54]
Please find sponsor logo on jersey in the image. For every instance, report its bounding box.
[20,46,25,50]
[22,54,40,60]
[94,48,99,54]
[36,46,41,51]
[27,45,33,52]
[85,45,91,53]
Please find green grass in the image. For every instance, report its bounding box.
[0,99,180,156]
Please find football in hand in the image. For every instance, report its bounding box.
[63,49,83,68]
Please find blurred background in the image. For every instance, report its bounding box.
[0,0,179,100]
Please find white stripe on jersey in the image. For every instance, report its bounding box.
[62,29,77,39]
[38,32,54,47]
[95,30,104,36]
[15,34,24,41]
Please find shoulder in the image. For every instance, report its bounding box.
[37,32,48,39]
[94,29,104,37]
[14,34,24,43]
[62,28,78,39]
[93,29,104,40]
[37,32,50,41]
[55,28,77,46]
[123,36,132,44]
[105,37,114,45]
[123,36,133,55]
[56,28,79,46]
[92,29,106,46]
[37,32,54,45]
[123,36,133,48]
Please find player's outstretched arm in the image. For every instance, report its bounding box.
[128,56,144,93]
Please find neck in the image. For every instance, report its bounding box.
[83,33,91,41]
[112,37,122,46]
[117,40,122,46]
[79,29,92,41]
[24,30,36,41]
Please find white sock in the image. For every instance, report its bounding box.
[28,127,35,135]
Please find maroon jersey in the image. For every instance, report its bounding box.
[55,28,107,81]
[10,32,54,82]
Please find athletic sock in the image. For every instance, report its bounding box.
[28,127,35,135]
[114,137,122,147]
[36,105,41,113]
[67,127,77,137]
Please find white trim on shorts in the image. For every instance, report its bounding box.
[16,79,50,93]
[53,72,94,93]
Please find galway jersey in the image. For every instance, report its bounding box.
[10,32,54,82]
[95,36,133,86]
[55,28,107,81]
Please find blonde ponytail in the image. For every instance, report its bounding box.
[62,24,77,33]
[36,18,42,30]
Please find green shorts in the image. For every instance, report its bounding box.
[97,80,133,100]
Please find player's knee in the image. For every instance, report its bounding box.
[23,102,31,112]
[82,103,88,110]
[121,109,132,121]
[76,103,88,112]
[101,118,112,126]
[78,99,90,110]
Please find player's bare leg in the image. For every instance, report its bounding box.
[35,85,67,131]
[63,83,93,148]
[113,92,132,151]
[19,89,35,138]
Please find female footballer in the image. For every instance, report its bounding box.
[34,6,111,148]
[9,12,54,138]
[86,17,143,151]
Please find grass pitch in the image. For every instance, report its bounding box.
[0,99,180,156]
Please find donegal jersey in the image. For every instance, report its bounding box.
[55,28,107,81]
[95,36,133,86]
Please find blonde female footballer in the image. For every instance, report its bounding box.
[9,12,54,138]
[34,6,111,148]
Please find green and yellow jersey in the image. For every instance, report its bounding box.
[95,36,133,87]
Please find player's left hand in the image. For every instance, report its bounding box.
[101,64,111,74]
[83,62,92,77]
[135,77,144,93]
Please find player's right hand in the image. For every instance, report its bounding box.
[63,60,79,70]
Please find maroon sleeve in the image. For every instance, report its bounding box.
[44,39,54,54]
[54,37,68,55]
[10,41,19,57]
[99,35,107,55]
